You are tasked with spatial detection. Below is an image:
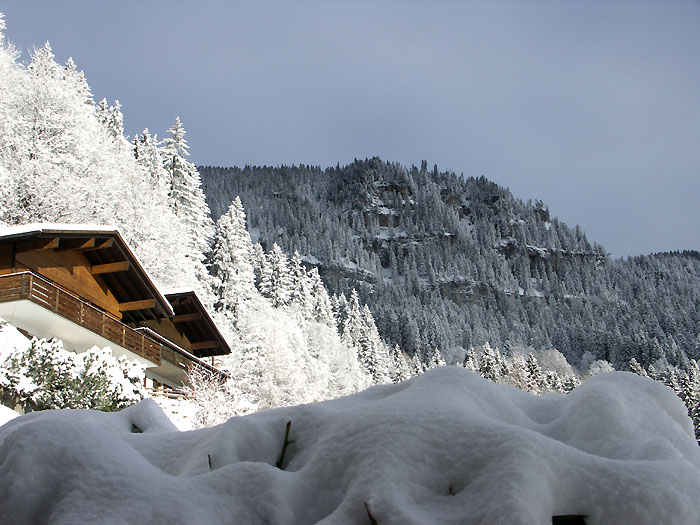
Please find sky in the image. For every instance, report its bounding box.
[2,1,699,258]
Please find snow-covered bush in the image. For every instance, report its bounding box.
[182,363,256,428]
[0,338,145,412]
[588,359,615,376]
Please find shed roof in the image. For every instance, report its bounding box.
[164,290,231,358]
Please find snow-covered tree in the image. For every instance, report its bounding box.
[0,338,144,412]
[162,117,214,259]
[183,364,256,428]
[390,344,412,383]
[341,291,393,384]
[524,353,544,394]
[209,197,256,321]
[259,243,293,307]
[462,347,479,373]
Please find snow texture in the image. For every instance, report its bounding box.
[0,317,29,364]
[0,222,120,238]
[1,367,699,524]
[0,404,18,426]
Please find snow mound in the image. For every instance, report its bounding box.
[1,368,699,524]
[0,405,19,427]
[0,317,30,363]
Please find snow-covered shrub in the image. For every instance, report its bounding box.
[182,364,256,428]
[0,338,145,412]
[588,359,615,376]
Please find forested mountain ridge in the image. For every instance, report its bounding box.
[200,159,700,371]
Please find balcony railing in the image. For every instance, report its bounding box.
[0,272,227,381]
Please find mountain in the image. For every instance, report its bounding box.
[200,158,700,371]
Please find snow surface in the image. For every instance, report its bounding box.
[0,404,18,426]
[0,318,29,363]
[1,368,700,524]
[0,222,120,238]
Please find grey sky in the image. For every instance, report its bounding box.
[3,1,699,257]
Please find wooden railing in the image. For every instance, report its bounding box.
[135,327,229,381]
[0,271,228,381]
[0,272,162,364]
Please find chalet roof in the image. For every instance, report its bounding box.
[164,290,231,358]
[0,224,174,322]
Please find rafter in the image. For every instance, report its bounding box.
[172,313,202,323]
[56,238,96,251]
[118,299,156,312]
[15,238,59,253]
[90,261,130,275]
[78,238,114,252]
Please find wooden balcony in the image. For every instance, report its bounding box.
[0,272,227,381]
[0,271,161,363]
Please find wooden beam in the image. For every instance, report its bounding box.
[119,299,156,312]
[172,313,202,323]
[190,340,219,351]
[15,238,59,253]
[90,261,130,275]
[80,238,114,251]
[56,238,96,251]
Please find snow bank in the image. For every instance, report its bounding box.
[1,368,699,524]
[0,317,30,363]
[0,404,18,426]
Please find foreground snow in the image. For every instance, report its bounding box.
[1,368,699,524]
[0,404,18,426]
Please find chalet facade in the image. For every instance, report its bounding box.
[0,224,229,389]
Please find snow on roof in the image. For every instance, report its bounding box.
[0,222,120,239]
[1,367,699,523]
[159,287,197,296]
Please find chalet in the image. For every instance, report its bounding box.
[0,224,230,389]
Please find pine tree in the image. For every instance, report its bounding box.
[162,117,214,258]
[478,343,499,383]
[307,267,334,326]
[209,197,256,321]
[342,291,392,384]
[289,250,311,308]
[462,347,479,373]
[260,243,293,307]
[524,354,544,394]
[390,344,412,382]
[426,347,447,369]
[628,358,648,377]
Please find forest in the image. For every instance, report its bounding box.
[200,160,700,373]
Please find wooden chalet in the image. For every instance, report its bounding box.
[0,224,230,389]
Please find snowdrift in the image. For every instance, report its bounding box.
[1,367,699,524]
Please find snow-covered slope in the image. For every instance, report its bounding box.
[200,161,700,371]
[1,368,698,524]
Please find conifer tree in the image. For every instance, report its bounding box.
[426,347,447,369]
[162,117,214,258]
[210,197,256,320]
[260,243,294,307]
[307,268,334,326]
[342,291,392,384]
[462,347,479,373]
[478,343,500,382]
[525,354,544,394]
[390,344,412,382]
